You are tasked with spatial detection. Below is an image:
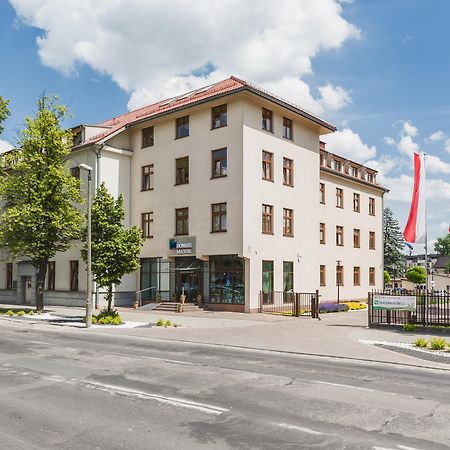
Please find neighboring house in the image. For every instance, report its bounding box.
[0,76,386,311]
[404,253,439,270]
[432,256,450,292]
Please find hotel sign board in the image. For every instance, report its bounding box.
[373,295,416,311]
[168,237,196,256]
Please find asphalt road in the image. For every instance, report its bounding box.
[0,320,449,450]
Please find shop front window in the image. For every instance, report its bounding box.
[209,255,244,304]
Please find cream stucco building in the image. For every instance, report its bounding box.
[0,77,387,312]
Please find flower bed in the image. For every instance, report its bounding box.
[319,302,349,313]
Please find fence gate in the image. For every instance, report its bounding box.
[259,291,319,318]
[368,290,450,327]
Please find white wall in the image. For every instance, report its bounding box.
[241,95,322,311]
[318,170,384,301]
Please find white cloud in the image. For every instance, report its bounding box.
[10,0,360,111]
[427,130,446,142]
[0,139,13,154]
[402,120,418,137]
[384,174,450,202]
[444,138,450,154]
[322,128,376,161]
[365,156,398,177]
[384,120,450,174]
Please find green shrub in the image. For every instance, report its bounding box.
[165,320,172,327]
[429,338,447,351]
[6,310,14,316]
[413,338,428,348]
[17,310,25,316]
[27,310,34,315]
[156,319,164,327]
[403,323,416,332]
[93,309,122,325]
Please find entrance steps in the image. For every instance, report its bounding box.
[151,302,202,313]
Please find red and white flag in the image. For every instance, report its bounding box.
[404,152,426,243]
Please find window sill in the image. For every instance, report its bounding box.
[175,135,189,140]
[262,128,274,134]
[141,188,154,192]
[211,230,227,233]
[336,244,344,247]
[262,231,274,235]
[283,234,294,238]
[211,124,228,130]
[262,178,274,182]
[282,136,294,141]
[336,206,344,209]
[210,175,227,180]
[141,145,154,149]
[174,233,189,237]
[174,183,189,186]
[283,183,294,187]
[320,242,326,245]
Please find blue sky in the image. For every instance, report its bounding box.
[0,0,449,251]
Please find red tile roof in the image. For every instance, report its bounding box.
[76,76,335,148]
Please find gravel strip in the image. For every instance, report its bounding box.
[374,344,450,364]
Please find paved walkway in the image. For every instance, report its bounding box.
[1,304,449,369]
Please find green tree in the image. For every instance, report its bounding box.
[434,233,450,256]
[384,270,391,285]
[445,262,450,275]
[0,96,10,135]
[82,183,143,312]
[383,207,405,277]
[405,266,426,285]
[0,96,82,311]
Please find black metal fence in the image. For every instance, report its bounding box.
[368,290,450,326]
[259,291,319,318]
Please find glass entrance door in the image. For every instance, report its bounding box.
[179,272,199,302]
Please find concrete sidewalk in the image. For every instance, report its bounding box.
[2,304,448,370]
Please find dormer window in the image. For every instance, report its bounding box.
[333,160,342,172]
[73,130,83,146]
[351,166,359,177]
[367,173,375,183]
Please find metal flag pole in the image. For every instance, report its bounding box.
[423,153,429,326]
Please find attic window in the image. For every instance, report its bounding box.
[73,130,83,146]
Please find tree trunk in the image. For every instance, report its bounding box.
[35,259,48,312]
[107,285,113,312]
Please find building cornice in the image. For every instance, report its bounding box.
[320,166,389,193]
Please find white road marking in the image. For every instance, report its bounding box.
[312,380,375,392]
[84,381,229,415]
[144,355,193,366]
[276,422,324,435]
[397,446,421,450]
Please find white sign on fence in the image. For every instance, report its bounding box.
[373,295,416,311]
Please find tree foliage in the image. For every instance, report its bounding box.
[0,96,82,311]
[434,233,450,256]
[383,207,405,277]
[82,183,143,312]
[445,262,450,275]
[0,96,10,135]
[405,266,426,285]
[384,270,391,284]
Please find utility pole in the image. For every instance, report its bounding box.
[79,164,93,328]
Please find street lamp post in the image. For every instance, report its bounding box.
[336,260,342,304]
[79,164,93,328]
